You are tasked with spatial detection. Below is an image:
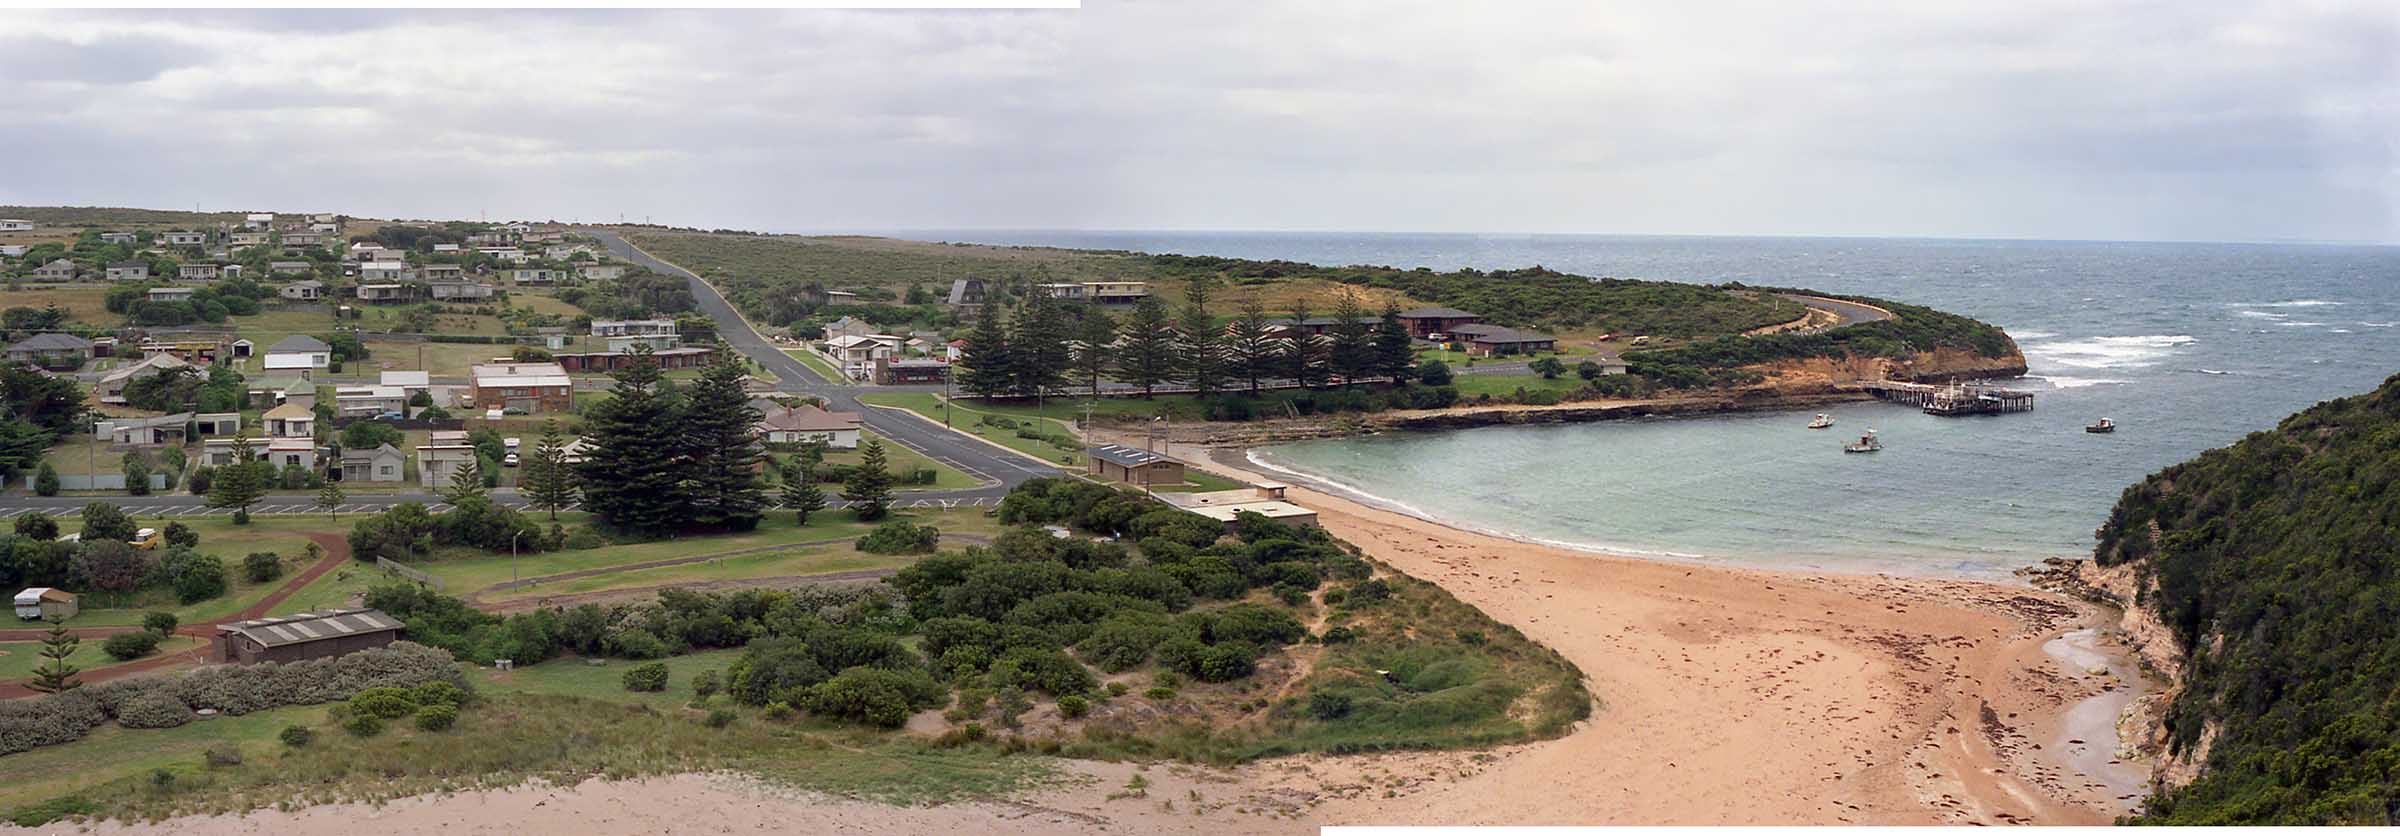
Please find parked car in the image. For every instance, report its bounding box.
[374,411,405,421]
[503,452,520,467]
[128,528,162,551]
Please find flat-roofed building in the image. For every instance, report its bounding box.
[470,361,572,413]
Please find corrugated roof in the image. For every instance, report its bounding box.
[1398,307,1478,319]
[216,608,402,648]
[267,335,330,353]
[1087,444,1174,468]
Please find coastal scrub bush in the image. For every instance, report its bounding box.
[279,725,312,747]
[349,687,419,720]
[242,552,283,583]
[805,666,946,728]
[142,612,177,634]
[622,662,670,692]
[0,690,107,755]
[1057,694,1091,719]
[691,669,723,698]
[203,744,243,767]
[115,692,194,729]
[411,680,467,708]
[414,703,458,731]
[102,631,163,661]
[343,714,384,738]
[856,521,940,555]
[704,708,736,728]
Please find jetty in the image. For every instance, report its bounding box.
[1863,380,2035,416]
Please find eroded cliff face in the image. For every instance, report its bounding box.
[1893,343,2030,382]
[2069,559,2213,794]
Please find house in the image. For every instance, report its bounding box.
[334,385,407,417]
[1395,307,1482,339]
[0,219,32,232]
[469,361,572,413]
[416,443,477,488]
[466,232,512,247]
[263,401,316,438]
[431,243,461,254]
[359,260,411,281]
[820,316,876,342]
[553,346,715,373]
[106,412,194,446]
[419,263,466,281]
[356,283,410,302]
[1449,323,1558,357]
[339,443,408,483]
[1035,282,1086,301]
[221,264,244,280]
[1166,485,1321,532]
[99,232,136,245]
[106,261,149,281]
[429,280,496,301]
[946,339,967,362]
[96,354,191,403]
[380,370,431,399]
[1085,281,1150,304]
[824,334,899,379]
[578,264,626,281]
[756,404,863,448]
[281,231,323,248]
[146,286,196,303]
[138,336,231,363]
[228,232,269,247]
[5,333,94,368]
[1259,315,1380,337]
[510,268,561,284]
[606,334,680,353]
[243,212,276,230]
[269,260,315,276]
[215,608,403,665]
[28,259,77,281]
[265,438,317,471]
[278,280,326,301]
[13,588,77,620]
[264,335,332,371]
[591,318,677,338]
[480,247,527,262]
[0,245,22,258]
[1085,444,1186,487]
[192,412,243,437]
[1586,355,1629,376]
[246,374,312,406]
[874,356,949,385]
[945,278,987,311]
[161,231,206,247]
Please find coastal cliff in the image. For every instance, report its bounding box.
[2072,372,2400,824]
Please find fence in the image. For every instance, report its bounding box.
[376,557,444,590]
[23,473,169,492]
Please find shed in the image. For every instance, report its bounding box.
[13,588,77,621]
[1085,444,1186,487]
[216,608,403,664]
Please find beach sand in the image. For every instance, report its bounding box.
[60,445,2150,834]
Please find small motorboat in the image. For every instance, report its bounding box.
[2086,417,2116,434]
[1844,430,1882,453]
[1807,413,1835,429]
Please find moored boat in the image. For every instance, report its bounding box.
[2086,417,2116,434]
[1808,413,1834,429]
[1844,430,1881,453]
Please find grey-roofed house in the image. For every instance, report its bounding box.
[106,261,149,282]
[215,608,404,664]
[28,259,78,281]
[6,333,94,368]
[265,335,332,371]
[1085,444,1186,487]
[945,278,988,311]
[1394,307,1482,338]
[339,443,408,483]
[278,279,326,301]
[1448,323,1557,357]
[106,412,195,446]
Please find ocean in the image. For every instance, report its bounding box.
[900,231,2400,578]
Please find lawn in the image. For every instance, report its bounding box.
[360,340,515,378]
[765,431,980,491]
[0,634,205,679]
[39,435,123,478]
[48,517,335,628]
[0,701,327,814]
[469,647,745,709]
[859,392,1086,467]
[784,348,845,384]
[0,285,114,327]
[505,291,586,319]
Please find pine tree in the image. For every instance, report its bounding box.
[33,461,58,497]
[522,418,580,520]
[844,439,894,521]
[1326,290,1374,386]
[575,351,688,535]
[316,480,345,520]
[1114,295,1178,398]
[1007,295,1072,400]
[956,305,1011,400]
[1284,302,1328,389]
[779,458,827,526]
[1373,300,1416,383]
[206,432,266,524]
[679,356,766,530]
[26,620,80,694]
[1227,294,1276,394]
[1071,310,1116,398]
[442,457,487,505]
[1178,278,1224,399]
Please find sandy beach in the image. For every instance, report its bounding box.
[58,443,2152,834]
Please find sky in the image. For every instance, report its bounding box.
[1,3,2395,243]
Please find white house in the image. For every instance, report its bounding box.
[177,263,220,281]
[161,231,206,247]
[279,280,326,301]
[356,283,410,302]
[264,334,332,371]
[0,220,32,232]
[340,443,408,483]
[146,286,196,303]
[228,232,269,247]
[334,385,407,417]
[359,260,411,281]
[263,401,315,438]
[264,438,317,471]
[429,280,496,301]
[511,268,561,284]
[244,213,276,230]
[419,263,466,281]
[756,404,862,448]
[415,444,477,489]
[824,334,900,379]
[106,261,149,281]
[269,260,315,276]
[579,264,626,281]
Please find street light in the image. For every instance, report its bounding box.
[511,529,525,583]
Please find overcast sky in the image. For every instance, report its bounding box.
[2,3,2394,243]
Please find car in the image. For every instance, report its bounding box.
[504,437,522,452]
[374,411,405,421]
[503,452,520,467]
[128,528,162,550]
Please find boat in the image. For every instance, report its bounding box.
[2086,417,2116,434]
[1807,413,1834,429]
[1844,430,1882,453]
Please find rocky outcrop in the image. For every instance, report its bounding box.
[1892,343,2029,383]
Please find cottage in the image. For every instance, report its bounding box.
[106,261,149,281]
[480,247,527,263]
[819,316,876,342]
[161,231,206,247]
[1449,323,1557,357]
[95,354,191,403]
[415,443,478,488]
[356,283,410,302]
[28,259,78,281]
[1085,444,1186,487]
[359,260,411,281]
[278,279,326,301]
[270,260,315,276]
[1035,283,1086,301]
[578,264,626,281]
[265,437,317,471]
[5,333,94,368]
[282,231,323,248]
[431,243,461,254]
[138,336,231,364]
[98,232,136,245]
[264,335,332,371]
[247,374,312,406]
[511,267,561,284]
[339,443,408,483]
[106,412,194,446]
[244,212,276,230]
[824,334,899,379]
[228,232,269,247]
[419,263,466,281]
[469,361,572,413]
[263,401,316,438]
[429,280,496,300]
[146,286,196,303]
[756,404,862,448]
[874,356,949,385]
[1258,315,1380,337]
[216,608,403,665]
[945,278,988,311]
[1085,281,1149,304]
[12,588,77,620]
[1394,307,1482,339]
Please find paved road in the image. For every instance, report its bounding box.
[1777,293,1894,332]
[0,491,1015,519]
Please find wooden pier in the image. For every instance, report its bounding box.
[1862,380,2035,416]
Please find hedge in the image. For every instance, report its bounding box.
[0,641,461,756]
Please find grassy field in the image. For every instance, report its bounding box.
[858,392,1085,467]
[505,291,585,319]
[360,340,514,377]
[38,436,124,478]
[49,518,332,628]
[479,544,911,605]
[784,348,845,383]
[470,648,745,708]
[411,509,996,597]
[0,634,204,679]
[0,285,115,326]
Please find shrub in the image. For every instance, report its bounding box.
[621,662,670,692]
[141,612,177,635]
[1144,687,1176,700]
[410,680,467,708]
[1307,689,1355,720]
[762,701,795,721]
[7,796,96,827]
[343,714,385,737]
[1057,694,1091,718]
[102,630,163,661]
[414,703,459,731]
[704,708,736,728]
[691,669,723,698]
[242,552,282,583]
[203,744,243,767]
[279,725,313,747]
[349,687,420,719]
[856,521,940,555]
[162,522,198,549]
[1105,681,1130,697]
[116,691,195,729]
[805,666,947,728]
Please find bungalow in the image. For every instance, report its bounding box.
[269,260,315,276]
[874,356,949,385]
[431,243,461,254]
[379,370,431,399]
[356,283,411,302]
[1395,307,1482,339]
[415,443,477,488]
[429,280,496,301]
[1085,281,1150,304]
[553,346,715,373]
[338,443,408,483]
[228,232,269,247]
[1258,315,1379,337]
[246,374,312,406]
[192,412,243,437]
[138,336,231,363]
[359,260,411,281]
[106,261,149,281]
[161,231,206,247]
[146,286,196,303]
[28,259,78,281]
[264,335,332,371]
[263,401,315,438]
[333,385,407,417]
[244,212,276,230]
[756,404,862,448]
[469,361,572,413]
[825,334,899,379]
[0,219,32,232]
[96,354,191,403]
[107,412,194,447]
[5,333,94,368]
[349,241,391,258]
[592,318,677,338]
[282,231,323,248]
[98,232,137,245]
[946,339,967,362]
[480,247,527,263]
[606,334,680,353]
[578,264,626,281]
[419,263,466,281]
[1085,444,1185,487]
[278,280,326,301]
[820,316,876,342]
[510,268,561,284]
[1035,282,1086,301]
[1449,323,1558,357]
[265,438,317,471]
[466,232,513,247]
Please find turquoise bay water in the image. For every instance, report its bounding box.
[906,232,2400,578]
